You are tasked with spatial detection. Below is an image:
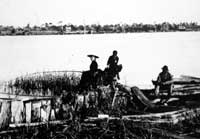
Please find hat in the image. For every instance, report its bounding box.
[87,54,99,58]
[162,65,168,70]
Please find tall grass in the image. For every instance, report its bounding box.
[7,71,82,96]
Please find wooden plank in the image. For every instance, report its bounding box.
[122,109,185,119]
[181,75,200,81]
[173,86,200,91]
[0,129,18,135]
[150,128,199,139]
[9,120,64,128]
[0,100,11,130]
[122,107,200,124]
[0,92,53,101]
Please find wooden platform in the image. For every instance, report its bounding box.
[85,106,200,126]
[123,107,200,124]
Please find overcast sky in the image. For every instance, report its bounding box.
[0,0,200,26]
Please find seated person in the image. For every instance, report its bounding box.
[106,50,122,88]
[89,55,98,72]
[154,65,173,97]
[107,50,119,79]
[88,54,99,89]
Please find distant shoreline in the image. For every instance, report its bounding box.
[1,22,200,36]
[0,30,200,36]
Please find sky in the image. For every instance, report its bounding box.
[0,0,200,26]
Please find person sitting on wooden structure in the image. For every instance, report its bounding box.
[106,50,122,87]
[89,54,99,72]
[107,50,119,78]
[89,55,99,89]
[79,55,101,91]
[107,50,122,80]
[154,65,173,97]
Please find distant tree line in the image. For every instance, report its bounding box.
[0,22,200,36]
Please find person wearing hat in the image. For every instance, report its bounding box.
[88,55,99,72]
[155,65,173,98]
[88,55,99,89]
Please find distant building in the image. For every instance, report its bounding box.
[161,23,170,32]
[15,28,24,35]
[64,25,72,33]
[0,26,13,35]
[178,25,186,31]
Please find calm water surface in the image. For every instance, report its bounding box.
[0,32,200,88]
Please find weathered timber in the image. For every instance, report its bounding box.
[173,86,200,92]
[149,128,199,139]
[123,107,200,125]
[9,120,64,128]
[0,100,11,130]
[181,75,200,81]
[0,129,17,135]
[116,84,155,110]
[131,86,155,108]
[84,112,200,138]
[84,107,200,127]
[152,80,200,86]
[0,92,52,101]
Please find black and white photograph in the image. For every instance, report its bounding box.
[0,0,200,138]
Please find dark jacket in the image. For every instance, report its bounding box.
[157,71,172,83]
[90,61,98,72]
[107,55,119,68]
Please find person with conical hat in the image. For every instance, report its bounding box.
[87,54,99,89]
[88,54,99,72]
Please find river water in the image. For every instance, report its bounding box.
[0,32,200,88]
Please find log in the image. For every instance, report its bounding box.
[173,86,200,92]
[116,84,155,109]
[122,107,200,125]
[9,120,64,128]
[181,75,200,81]
[0,129,17,135]
[131,86,155,108]
[122,109,186,119]
[153,80,200,85]
[149,128,199,139]
[85,113,200,139]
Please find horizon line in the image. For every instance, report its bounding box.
[1,21,200,27]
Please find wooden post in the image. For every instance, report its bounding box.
[0,100,11,130]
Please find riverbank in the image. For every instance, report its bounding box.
[1,22,200,36]
[1,30,200,36]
